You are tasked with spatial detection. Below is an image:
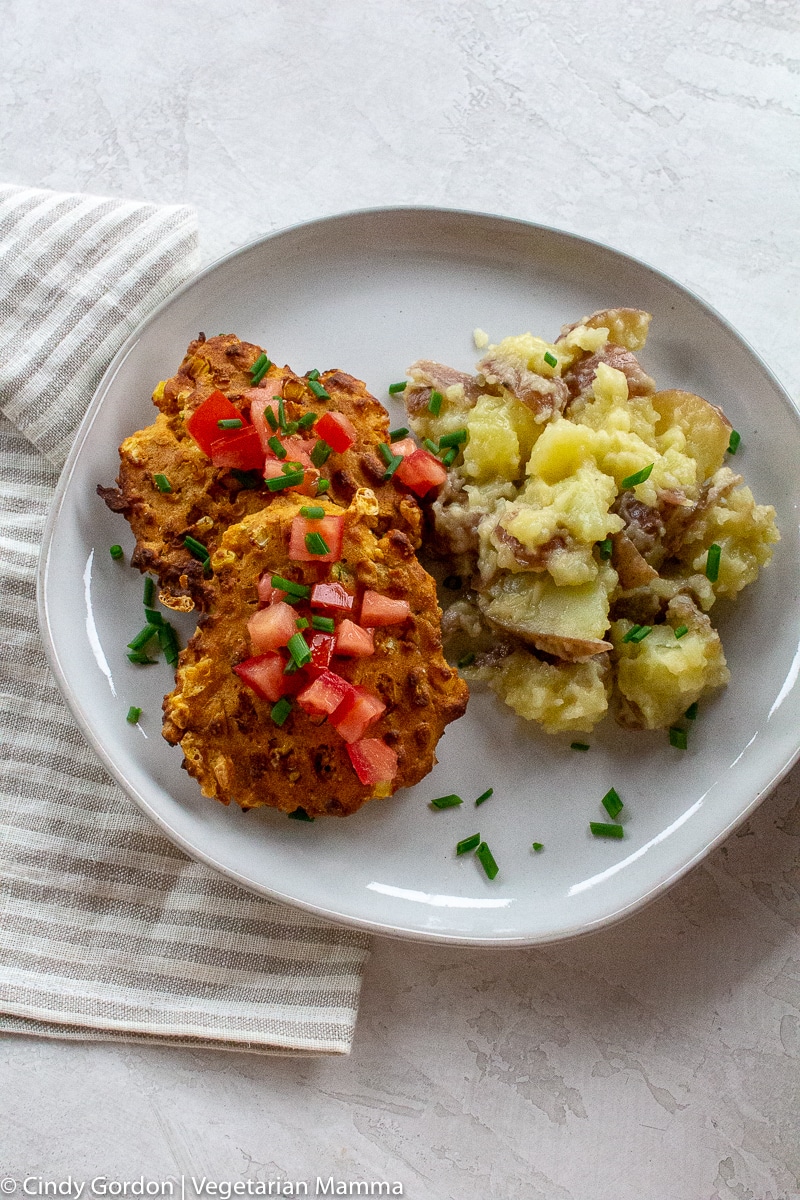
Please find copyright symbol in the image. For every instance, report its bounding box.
[1,1180,17,1194]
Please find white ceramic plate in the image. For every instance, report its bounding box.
[38,208,800,945]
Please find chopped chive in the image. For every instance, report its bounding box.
[265,407,279,431]
[543,350,558,368]
[271,575,311,598]
[300,505,326,519]
[598,537,613,560]
[423,438,439,455]
[571,742,590,752]
[378,442,396,466]
[271,697,292,726]
[308,379,330,400]
[183,534,210,563]
[590,822,624,839]
[312,615,335,633]
[622,624,652,644]
[144,607,165,627]
[127,625,158,652]
[674,624,689,639]
[126,706,141,724]
[389,426,409,441]
[282,460,304,473]
[217,418,243,430]
[298,411,317,430]
[476,841,499,880]
[602,787,623,820]
[267,435,287,459]
[266,470,305,491]
[439,429,467,448]
[153,472,172,493]
[442,447,458,467]
[620,463,654,488]
[316,479,330,494]
[286,632,312,668]
[283,659,300,674]
[727,430,741,454]
[430,794,463,809]
[304,531,330,556]
[143,576,156,607]
[382,454,403,480]
[284,420,299,436]
[277,396,287,433]
[158,624,180,666]
[288,806,314,821]
[456,833,481,856]
[705,543,722,583]
[231,468,262,489]
[532,842,544,852]
[311,439,332,468]
[669,726,688,750]
[428,390,443,416]
[250,353,271,385]
[685,702,699,720]
[109,544,123,560]
[457,652,475,668]
[127,650,157,665]
[475,788,494,806]
[306,369,320,381]
[295,617,309,630]
[388,381,407,394]
[443,575,462,590]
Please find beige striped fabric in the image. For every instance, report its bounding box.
[0,184,370,1055]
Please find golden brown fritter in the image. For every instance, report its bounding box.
[162,491,469,817]
[98,334,421,611]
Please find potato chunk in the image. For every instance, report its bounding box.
[652,390,731,482]
[488,651,610,733]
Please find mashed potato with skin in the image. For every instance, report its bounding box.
[404,308,779,734]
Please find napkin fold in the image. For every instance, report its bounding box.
[0,183,369,1055]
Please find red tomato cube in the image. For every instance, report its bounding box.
[346,738,399,786]
[233,652,288,703]
[310,582,355,612]
[209,425,265,471]
[257,572,285,604]
[247,601,299,654]
[262,460,317,495]
[185,391,243,456]
[307,631,335,673]
[360,590,410,626]
[334,619,375,658]
[389,436,418,459]
[289,515,344,562]
[297,669,355,715]
[249,388,283,454]
[330,686,386,743]
[314,411,357,454]
[394,448,448,497]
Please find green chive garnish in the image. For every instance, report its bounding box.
[685,702,699,720]
[284,420,300,436]
[598,537,613,560]
[532,842,544,852]
[388,381,407,394]
[270,576,310,598]
[457,652,475,668]
[389,426,409,441]
[439,429,467,448]
[620,463,654,488]
[306,369,320,381]
[283,659,300,675]
[265,407,279,432]
[443,575,462,590]
[144,607,165,627]
[423,438,439,455]
[282,460,303,473]
[266,471,305,491]
[126,706,141,724]
[300,505,326,519]
[622,624,652,644]
[430,794,463,809]
[277,396,287,433]
[271,697,292,726]
[571,742,590,752]
[456,833,481,855]
[153,473,172,493]
[705,543,721,583]
[727,430,741,454]
[308,379,330,400]
[250,353,271,385]
[183,535,210,564]
[288,806,314,821]
[127,650,157,665]
[158,624,180,666]
[295,617,309,630]
[109,544,123,560]
[428,390,443,416]
[474,788,493,806]
[669,727,688,750]
[602,787,623,820]
[316,479,330,494]
[286,632,312,668]
[378,442,396,466]
[590,822,624,839]
[311,439,332,467]
[311,615,335,633]
[231,468,262,489]
[267,435,287,459]
[298,411,317,430]
[382,454,403,480]
[476,841,499,880]
[127,625,157,652]
[543,350,558,368]
[217,418,243,430]
[442,447,458,467]
[304,531,330,556]
[143,576,156,607]
[674,624,689,639]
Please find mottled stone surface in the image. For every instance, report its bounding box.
[2,0,799,1196]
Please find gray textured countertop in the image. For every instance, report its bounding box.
[2,2,799,1197]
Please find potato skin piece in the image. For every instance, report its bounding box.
[162,493,469,817]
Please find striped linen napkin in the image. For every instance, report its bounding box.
[0,184,369,1055]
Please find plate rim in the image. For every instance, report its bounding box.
[36,204,800,946]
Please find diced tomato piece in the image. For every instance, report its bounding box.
[185,391,243,456]
[307,631,335,673]
[247,601,298,654]
[209,425,265,471]
[390,437,418,459]
[289,514,344,563]
[233,652,289,703]
[346,738,398,787]
[334,619,375,658]
[330,686,386,743]
[280,435,316,467]
[257,572,285,604]
[310,582,355,612]
[249,387,284,454]
[314,411,357,454]
[360,590,410,626]
[262,459,318,495]
[296,669,355,715]
[394,448,448,497]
